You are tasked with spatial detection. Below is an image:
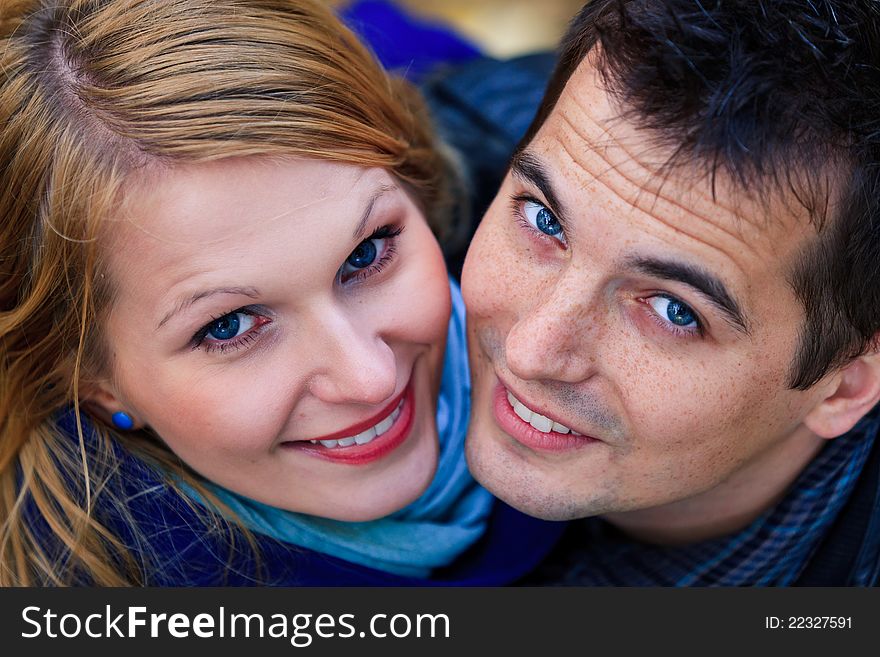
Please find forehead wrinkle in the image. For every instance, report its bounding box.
[560,99,746,219]
[556,106,759,256]
[118,159,380,249]
[117,184,337,249]
[560,63,754,223]
[554,135,750,282]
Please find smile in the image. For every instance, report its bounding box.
[506,390,582,435]
[308,397,404,449]
[286,381,417,465]
[493,383,597,453]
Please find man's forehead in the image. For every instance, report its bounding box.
[528,58,818,263]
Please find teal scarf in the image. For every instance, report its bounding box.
[185,280,492,578]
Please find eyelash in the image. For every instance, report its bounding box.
[640,294,705,339]
[188,225,404,355]
[339,224,403,284]
[510,194,567,247]
[190,306,271,354]
[510,191,708,342]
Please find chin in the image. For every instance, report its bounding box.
[333,478,434,522]
[330,505,402,523]
[465,433,593,521]
[345,452,439,522]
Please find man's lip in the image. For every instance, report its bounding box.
[293,384,408,443]
[492,383,599,452]
[496,375,590,436]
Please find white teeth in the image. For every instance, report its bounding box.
[508,391,533,423]
[513,402,532,423]
[529,414,553,433]
[354,427,377,445]
[507,390,576,435]
[310,440,318,444]
[311,397,404,449]
[374,416,394,436]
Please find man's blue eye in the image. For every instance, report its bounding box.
[346,239,378,269]
[665,299,695,326]
[206,312,254,341]
[523,201,565,243]
[536,208,561,235]
[648,295,699,330]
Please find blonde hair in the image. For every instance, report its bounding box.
[0,0,453,585]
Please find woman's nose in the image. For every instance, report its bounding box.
[306,311,398,406]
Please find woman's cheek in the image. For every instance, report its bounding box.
[387,237,451,345]
[424,237,453,329]
[146,376,278,451]
[411,270,452,345]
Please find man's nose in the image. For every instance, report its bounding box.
[505,281,599,383]
[307,309,398,406]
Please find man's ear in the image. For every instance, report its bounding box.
[803,349,880,439]
[80,381,142,430]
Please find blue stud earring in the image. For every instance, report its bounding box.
[111,411,134,431]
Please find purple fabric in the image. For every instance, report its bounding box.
[341,0,482,81]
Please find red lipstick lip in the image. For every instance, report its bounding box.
[492,382,598,453]
[301,386,408,443]
[285,382,416,465]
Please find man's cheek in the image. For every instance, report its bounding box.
[463,215,507,282]
[628,382,749,456]
[464,256,516,319]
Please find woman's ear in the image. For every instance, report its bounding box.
[803,348,880,439]
[80,381,142,430]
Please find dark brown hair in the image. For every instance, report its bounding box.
[519,0,880,390]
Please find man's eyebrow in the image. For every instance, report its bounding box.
[625,256,751,335]
[157,286,260,330]
[352,184,398,241]
[509,150,572,227]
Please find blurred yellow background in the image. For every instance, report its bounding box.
[330,0,585,57]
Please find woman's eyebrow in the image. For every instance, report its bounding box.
[352,183,398,241]
[157,286,260,330]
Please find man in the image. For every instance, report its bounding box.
[460,0,880,585]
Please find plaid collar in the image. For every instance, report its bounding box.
[528,411,879,586]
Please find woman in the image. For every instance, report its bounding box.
[0,0,561,585]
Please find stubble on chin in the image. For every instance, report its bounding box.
[465,422,613,521]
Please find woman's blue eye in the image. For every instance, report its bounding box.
[523,201,565,243]
[339,225,402,283]
[648,295,699,330]
[346,239,378,269]
[206,312,255,341]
